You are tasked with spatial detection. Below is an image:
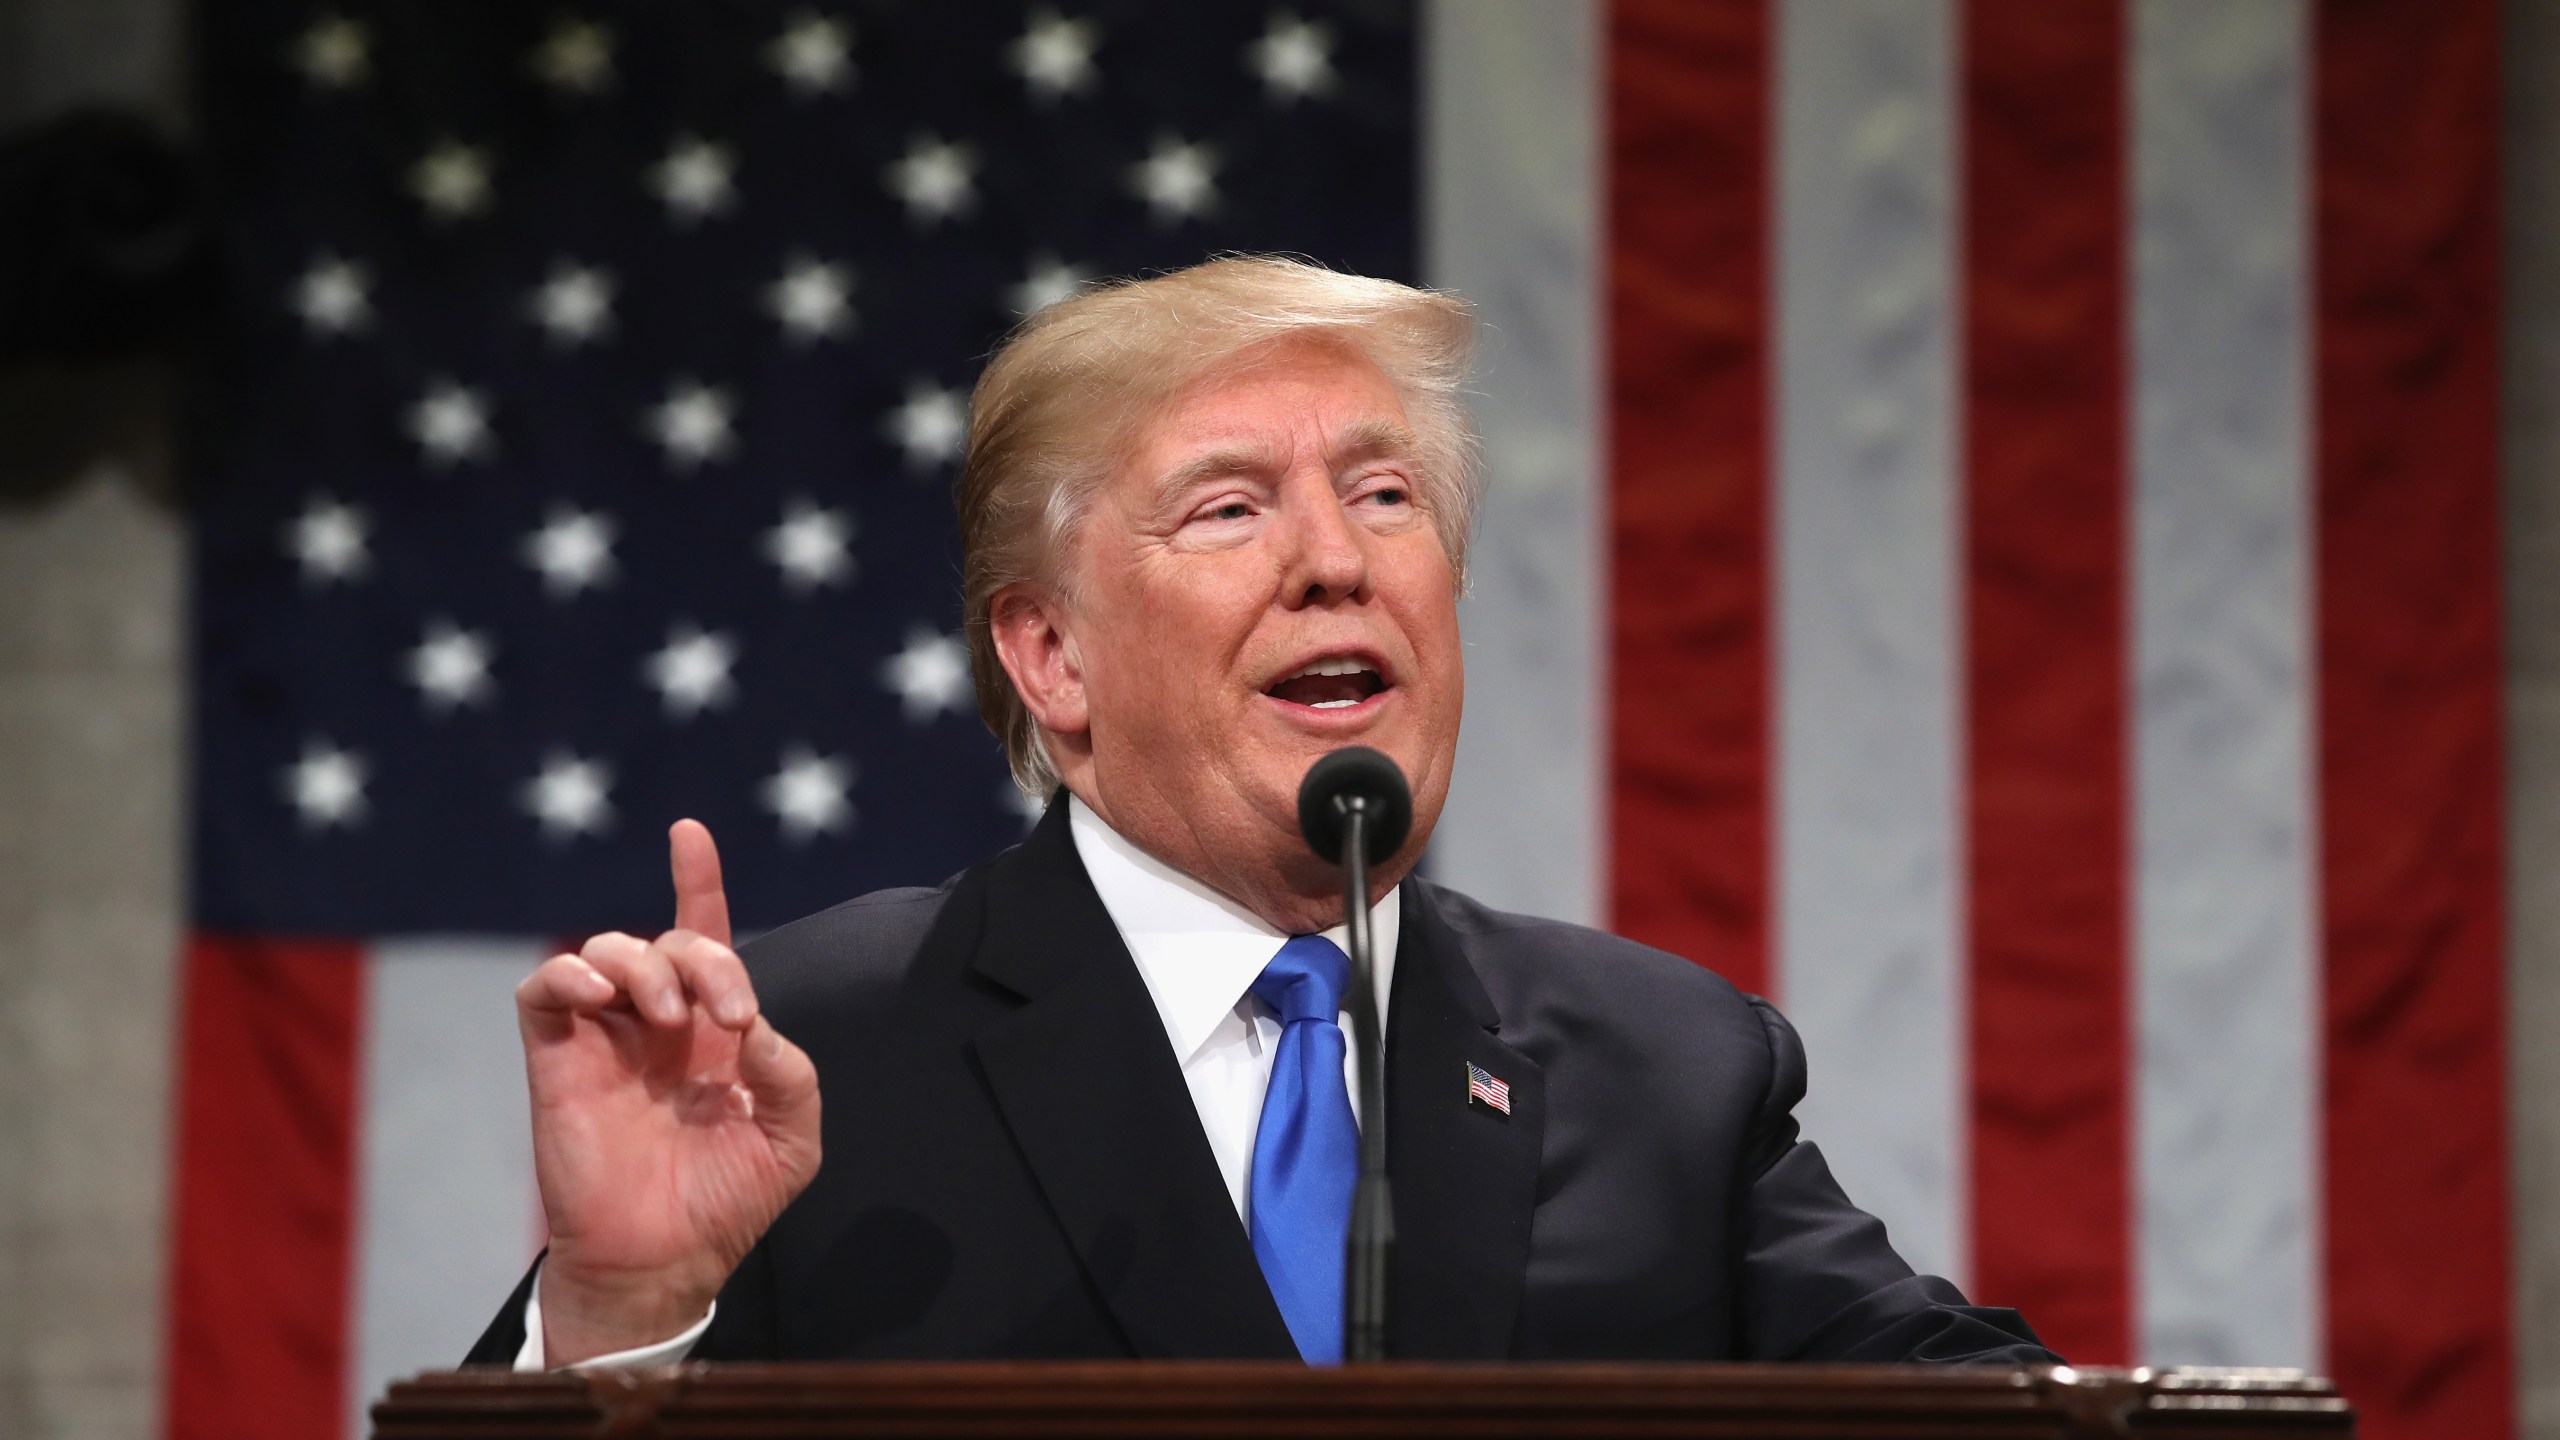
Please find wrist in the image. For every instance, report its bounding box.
[536,1254,724,1367]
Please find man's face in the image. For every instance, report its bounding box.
[1037,337,1464,920]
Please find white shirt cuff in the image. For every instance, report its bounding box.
[512,1260,716,1371]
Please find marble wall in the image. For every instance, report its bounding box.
[0,4,185,1435]
[2506,1,2560,1432]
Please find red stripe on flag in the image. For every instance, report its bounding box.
[164,935,365,1440]
[1606,0,1771,998]
[2313,3,2514,1436]
[1960,0,2132,1363]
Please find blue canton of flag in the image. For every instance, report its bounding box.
[1466,1061,1510,1115]
[188,0,1419,935]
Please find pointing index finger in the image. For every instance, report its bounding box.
[668,818,732,949]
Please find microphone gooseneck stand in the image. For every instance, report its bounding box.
[1335,796,1393,1364]
[1298,744,1410,1363]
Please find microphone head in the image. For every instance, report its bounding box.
[1296,746,1414,867]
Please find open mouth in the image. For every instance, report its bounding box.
[1264,656,1390,711]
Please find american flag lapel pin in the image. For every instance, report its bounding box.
[1465,1061,1512,1118]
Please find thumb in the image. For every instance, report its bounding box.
[737,1015,820,1150]
[668,818,732,948]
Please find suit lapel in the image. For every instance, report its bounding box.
[1384,880,1544,1358]
[966,803,1299,1359]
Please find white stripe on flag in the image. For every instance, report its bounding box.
[2130,0,2319,1368]
[349,940,543,1436]
[1424,0,1607,927]
[1772,0,1967,1288]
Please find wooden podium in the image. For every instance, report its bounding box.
[372,1362,2351,1437]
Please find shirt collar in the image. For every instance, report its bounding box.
[1067,794,1399,1065]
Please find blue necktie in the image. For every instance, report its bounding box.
[1246,934,1359,1365]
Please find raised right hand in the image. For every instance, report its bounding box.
[515,819,821,1366]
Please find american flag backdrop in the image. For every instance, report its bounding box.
[164,4,2515,1440]
[174,3,1413,1434]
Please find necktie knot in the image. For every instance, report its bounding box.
[1252,934,1351,1026]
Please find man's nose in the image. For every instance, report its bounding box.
[1280,477,1369,607]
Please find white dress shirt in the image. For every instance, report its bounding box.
[518,794,1399,1370]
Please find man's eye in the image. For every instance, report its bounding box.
[1366,486,1408,507]
[1208,501,1253,521]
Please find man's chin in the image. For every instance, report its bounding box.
[1238,725,1442,847]
[1245,725,1421,807]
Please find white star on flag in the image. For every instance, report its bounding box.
[283,496,370,584]
[881,628,972,723]
[761,746,855,841]
[1129,136,1219,224]
[290,15,370,90]
[645,625,739,718]
[528,260,615,347]
[1247,12,1336,102]
[406,622,495,711]
[291,254,371,336]
[645,381,736,470]
[530,18,615,95]
[522,751,613,839]
[408,381,493,465]
[764,500,855,592]
[885,136,977,224]
[522,507,617,598]
[1008,255,1090,315]
[766,257,853,342]
[410,140,493,221]
[884,382,968,470]
[282,740,368,829]
[768,12,853,96]
[1010,11,1100,103]
[650,136,735,224]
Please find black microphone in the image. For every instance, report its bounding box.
[1297,745,1413,866]
[1295,745,1410,1363]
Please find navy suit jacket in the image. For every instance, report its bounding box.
[468,801,2052,1364]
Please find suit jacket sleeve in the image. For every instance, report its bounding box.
[461,1260,538,1366]
[462,1237,787,1366]
[1733,997,2058,1364]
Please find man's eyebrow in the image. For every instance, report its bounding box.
[1327,418,1421,469]
[1148,440,1289,510]
[1144,420,1422,512]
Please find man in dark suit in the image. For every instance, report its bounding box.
[471,257,2051,1370]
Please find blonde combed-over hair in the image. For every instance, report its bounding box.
[957,255,1480,799]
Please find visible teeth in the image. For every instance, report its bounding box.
[1286,656,1377,681]
[1310,698,1359,710]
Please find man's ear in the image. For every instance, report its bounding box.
[989,584,1089,739]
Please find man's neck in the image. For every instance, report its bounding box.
[1065,794,1400,1034]
[1063,778,1395,935]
